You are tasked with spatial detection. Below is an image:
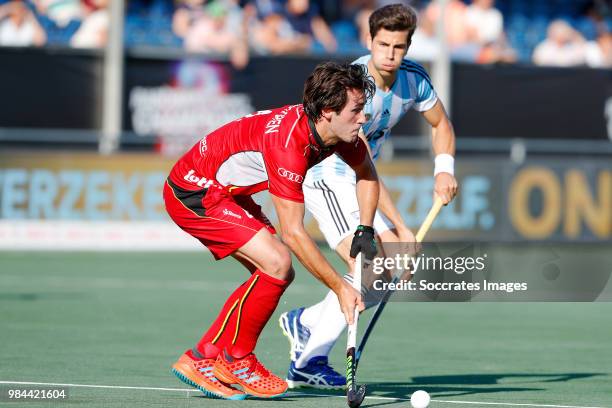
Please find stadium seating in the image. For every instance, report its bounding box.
[13,0,609,62]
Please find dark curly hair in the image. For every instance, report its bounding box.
[303,62,375,122]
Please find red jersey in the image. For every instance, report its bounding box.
[168,104,367,203]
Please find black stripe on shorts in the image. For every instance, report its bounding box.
[167,178,208,217]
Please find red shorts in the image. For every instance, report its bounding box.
[163,179,276,260]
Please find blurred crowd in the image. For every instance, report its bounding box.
[0,0,108,48]
[0,0,610,68]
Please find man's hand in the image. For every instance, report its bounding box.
[350,225,377,261]
[337,280,365,325]
[397,225,420,257]
[434,172,458,204]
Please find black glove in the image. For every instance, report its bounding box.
[349,225,377,261]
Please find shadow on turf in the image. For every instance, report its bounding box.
[357,373,604,407]
[410,373,601,385]
[285,372,604,406]
[185,373,603,405]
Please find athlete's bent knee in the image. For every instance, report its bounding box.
[262,246,293,281]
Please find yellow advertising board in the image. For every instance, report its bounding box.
[0,153,610,247]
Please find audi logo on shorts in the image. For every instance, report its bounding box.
[278,168,304,183]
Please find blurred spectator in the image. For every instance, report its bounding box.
[342,0,373,47]
[70,0,108,48]
[585,31,612,68]
[0,0,46,47]
[250,0,337,54]
[533,20,587,67]
[582,0,611,36]
[173,0,207,38]
[33,0,81,28]
[406,12,440,61]
[424,0,483,62]
[465,0,502,45]
[463,0,516,64]
[173,0,248,68]
[476,34,517,64]
[420,0,515,63]
[424,0,469,48]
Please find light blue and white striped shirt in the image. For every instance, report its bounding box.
[307,56,438,183]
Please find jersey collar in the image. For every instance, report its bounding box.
[306,117,331,160]
[308,117,326,148]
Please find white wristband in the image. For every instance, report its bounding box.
[434,154,454,176]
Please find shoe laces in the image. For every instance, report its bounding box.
[311,357,341,377]
[248,354,271,378]
[255,360,271,377]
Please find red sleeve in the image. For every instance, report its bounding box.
[265,146,308,203]
[335,137,367,167]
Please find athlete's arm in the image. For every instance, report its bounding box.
[350,152,379,229]
[357,130,415,242]
[336,138,379,230]
[271,195,364,324]
[422,100,458,204]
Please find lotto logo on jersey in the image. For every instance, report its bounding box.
[199,136,208,155]
[278,168,304,183]
[184,169,214,188]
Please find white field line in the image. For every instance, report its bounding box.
[0,380,607,408]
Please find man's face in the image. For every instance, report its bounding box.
[328,88,367,143]
[368,28,410,74]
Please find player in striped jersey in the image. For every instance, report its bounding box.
[279,4,458,389]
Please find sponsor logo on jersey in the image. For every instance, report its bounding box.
[382,108,390,117]
[223,208,242,219]
[199,136,208,155]
[184,169,214,188]
[278,168,304,183]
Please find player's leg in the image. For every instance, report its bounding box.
[195,228,293,356]
[291,213,397,384]
[165,185,289,398]
[281,178,363,389]
[278,179,351,366]
[209,229,292,398]
[174,229,291,399]
[164,183,251,399]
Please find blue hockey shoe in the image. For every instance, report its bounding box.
[279,307,311,361]
[286,356,346,389]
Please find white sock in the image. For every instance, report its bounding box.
[300,273,355,330]
[295,288,346,368]
[299,298,326,330]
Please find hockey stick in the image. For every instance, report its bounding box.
[355,196,444,366]
[346,252,366,408]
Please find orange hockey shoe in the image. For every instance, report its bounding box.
[171,351,246,400]
[213,349,288,398]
